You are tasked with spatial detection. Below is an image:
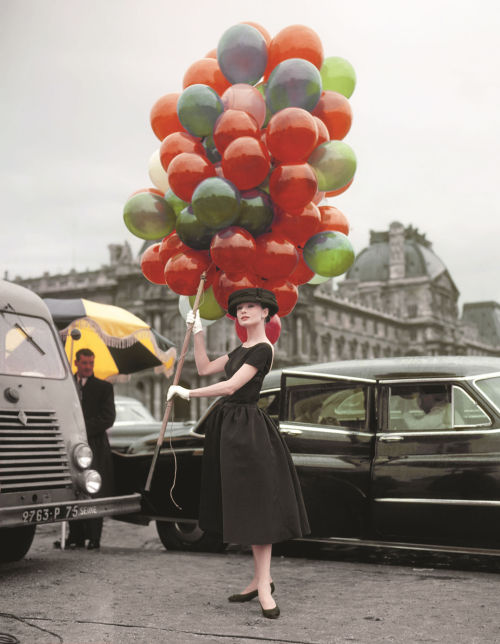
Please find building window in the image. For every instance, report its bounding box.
[408,304,418,318]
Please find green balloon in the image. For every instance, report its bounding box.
[320,56,356,98]
[123,192,176,240]
[308,141,357,192]
[192,177,240,230]
[234,189,274,237]
[189,286,225,320]
[303,231,355,277]
[176,205,215,250]
[177,84,224,137]
[164,189,188,217]
[203,134,222,163]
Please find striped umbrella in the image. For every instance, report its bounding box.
[44,298,176,380]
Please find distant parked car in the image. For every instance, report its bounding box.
[113,356,500,556]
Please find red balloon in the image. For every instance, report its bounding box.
[272,202,321,246]
[213,110,260,154]
[159,232,193,265]
[325,178,353,197]
[164,250,211,295]
[312,91,352,140]
[312,190,325,204]
[288,250,315,285]
[267,108,318,163]
[167,152,216,202]
[264,25,324,81]
[141,243,166,285]
[222,137,270,190]
[222,84,267,129]
[235,313,281,344]
[159,132,205,172]
[150,93,184,141]
[265,278,298,316]
[318,205,350,235]
[269,163,318,214]
[313,116,330,146]
[212,271,258,310]
[252,233,298,280]
[129,187,164,197]
[210,227,256,274]
[183,58,231,95]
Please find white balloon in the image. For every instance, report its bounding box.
[178,295,216,327]
[148,149,170,192]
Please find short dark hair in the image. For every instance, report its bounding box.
[75,348,95,361]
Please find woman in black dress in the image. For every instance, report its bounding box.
[167,287,309,619]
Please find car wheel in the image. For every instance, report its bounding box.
[0,525,37,563]
[155,520,226,553]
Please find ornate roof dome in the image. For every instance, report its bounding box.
[346,222,448,282]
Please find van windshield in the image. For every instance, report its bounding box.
[0,310,66,378]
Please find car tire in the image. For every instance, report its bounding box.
[0,525,37,563]
[155,520,226,553]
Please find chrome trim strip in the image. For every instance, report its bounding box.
[380,376,472,384]
[283,370,376,384]
[291,454,361,469]
[377,428,500,438]
[375,497,500,507]
[281,423,373,437]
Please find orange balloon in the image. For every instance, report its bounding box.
[264,278,298,316]
[272,202,321,246]
[183,58,231,95]
[269,163,318,214]
[318,205,350,235]
[150,93,184,141]
[205,48,217,59]
[312,91,352,140]
[267,107,318,163]
[222,136,270,190]
[313,116,330,146]
[167,152,216,202]
[129,187,164,198]
[159,232,191,265]
[141,243,166,285]
[213,109,260,154]
[264,25,324,81]
[241,21,272,46]
[325,178,354,197]
[159,132,206,172]
[288,250,315,285]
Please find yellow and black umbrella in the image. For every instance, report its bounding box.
[44,298,176,380]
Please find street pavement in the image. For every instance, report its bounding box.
[1,519,500,643]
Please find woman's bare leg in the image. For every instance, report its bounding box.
[238,546,273,595]
[252,544,275,609]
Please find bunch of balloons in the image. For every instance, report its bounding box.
[123,22,357,328]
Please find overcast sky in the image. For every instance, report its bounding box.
[1,0,499,306]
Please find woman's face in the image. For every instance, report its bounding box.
[236,301,268,327]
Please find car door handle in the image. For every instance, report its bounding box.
[281,428,303,436]
[379,434,404,442]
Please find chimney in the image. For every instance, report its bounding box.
[389,221,405,280]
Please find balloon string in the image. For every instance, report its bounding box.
[167,406,182,511]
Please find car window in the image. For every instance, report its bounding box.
[284,377,367,430]
[388,383,490,431]
[452,386,491,427]
[257,390,280,423]
[115,402,156,423]
[475,376,500,415]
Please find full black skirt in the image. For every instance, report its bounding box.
[198,400,310,545]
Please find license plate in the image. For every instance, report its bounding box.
[21,504,97,524]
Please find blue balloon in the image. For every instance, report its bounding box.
[217,24,268,85]
[266,58,322,114]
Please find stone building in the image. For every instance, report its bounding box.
[12,222,500,420]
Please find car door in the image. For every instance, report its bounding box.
[371,379,500,545]
[279,370,376,538]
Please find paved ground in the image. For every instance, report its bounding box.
[2,519,500,643]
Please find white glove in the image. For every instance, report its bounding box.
[167,385,191,401]
[186,309,203,335]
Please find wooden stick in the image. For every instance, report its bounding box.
[144,270,208,492]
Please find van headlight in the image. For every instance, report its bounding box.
[73,443,93,469]
[82,470,101,494]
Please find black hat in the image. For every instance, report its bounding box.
[227,288,279,318]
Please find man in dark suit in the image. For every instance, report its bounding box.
[68,348,116,549]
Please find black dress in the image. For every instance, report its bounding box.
[198,342,310,545]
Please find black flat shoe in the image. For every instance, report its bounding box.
[259,601,280,619]
[228,581,275,603]
[87,541,100,550]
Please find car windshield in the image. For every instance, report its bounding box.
[0,310,66,378]
[115,401,156,423]
[475,376,500,414]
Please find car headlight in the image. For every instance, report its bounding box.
[73,443,93,470]
[82,469,101,494]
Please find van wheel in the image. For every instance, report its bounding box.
[0,525,36,563]
[156,520,226,553]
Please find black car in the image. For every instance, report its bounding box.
[113,356,500,555]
